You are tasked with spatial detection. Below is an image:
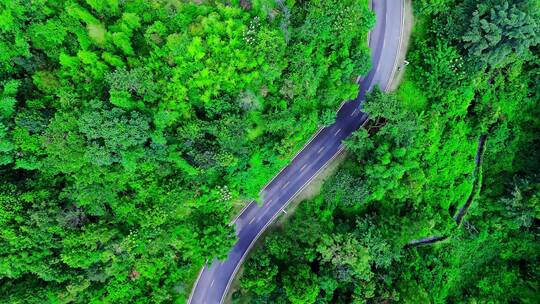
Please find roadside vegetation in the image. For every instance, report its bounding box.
[0,0,374,303]
[235,0,540,303]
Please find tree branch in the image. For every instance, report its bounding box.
[406,236,448,247]
[454,134,488,226]
[406,134,488,248]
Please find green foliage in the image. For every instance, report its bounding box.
[240,250,278,296]
[0,0,373,302]
[396,80,427,112]
[283,265,319,304]
[234,172,402,303]
[461,1,540,68]
[0,80,18,165]
[236,0,540,303]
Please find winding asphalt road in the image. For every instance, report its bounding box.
[189,0,405,303]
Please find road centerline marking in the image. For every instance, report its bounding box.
[351,109,358,116]
[300,164,307,172]
[334,128,342,136]
[249,217,255,225]
[210,280,215,287]
[317,146,325,154]
[280,181,290,190]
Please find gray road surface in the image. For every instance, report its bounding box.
[188,0,404,303]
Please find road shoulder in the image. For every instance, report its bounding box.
[224,150,348,303]
[388,0,413,92]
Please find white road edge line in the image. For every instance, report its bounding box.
[385,0,406,92]
[187,259,208,304]
[228,201,253,226]
[369,0,389,92]
[219,146,347,304]
[360,114,370,128]
[337,100,348,112]
[258,126,325,195]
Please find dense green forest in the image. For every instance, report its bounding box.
[0,0,374,302]
[235,0,540,303]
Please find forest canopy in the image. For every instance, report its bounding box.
[0,0,374,303]
[235,0,540,303]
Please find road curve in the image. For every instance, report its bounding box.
[189,0,404,303]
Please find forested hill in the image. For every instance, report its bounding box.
[0,0,374,303]
[235,0,540,303]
